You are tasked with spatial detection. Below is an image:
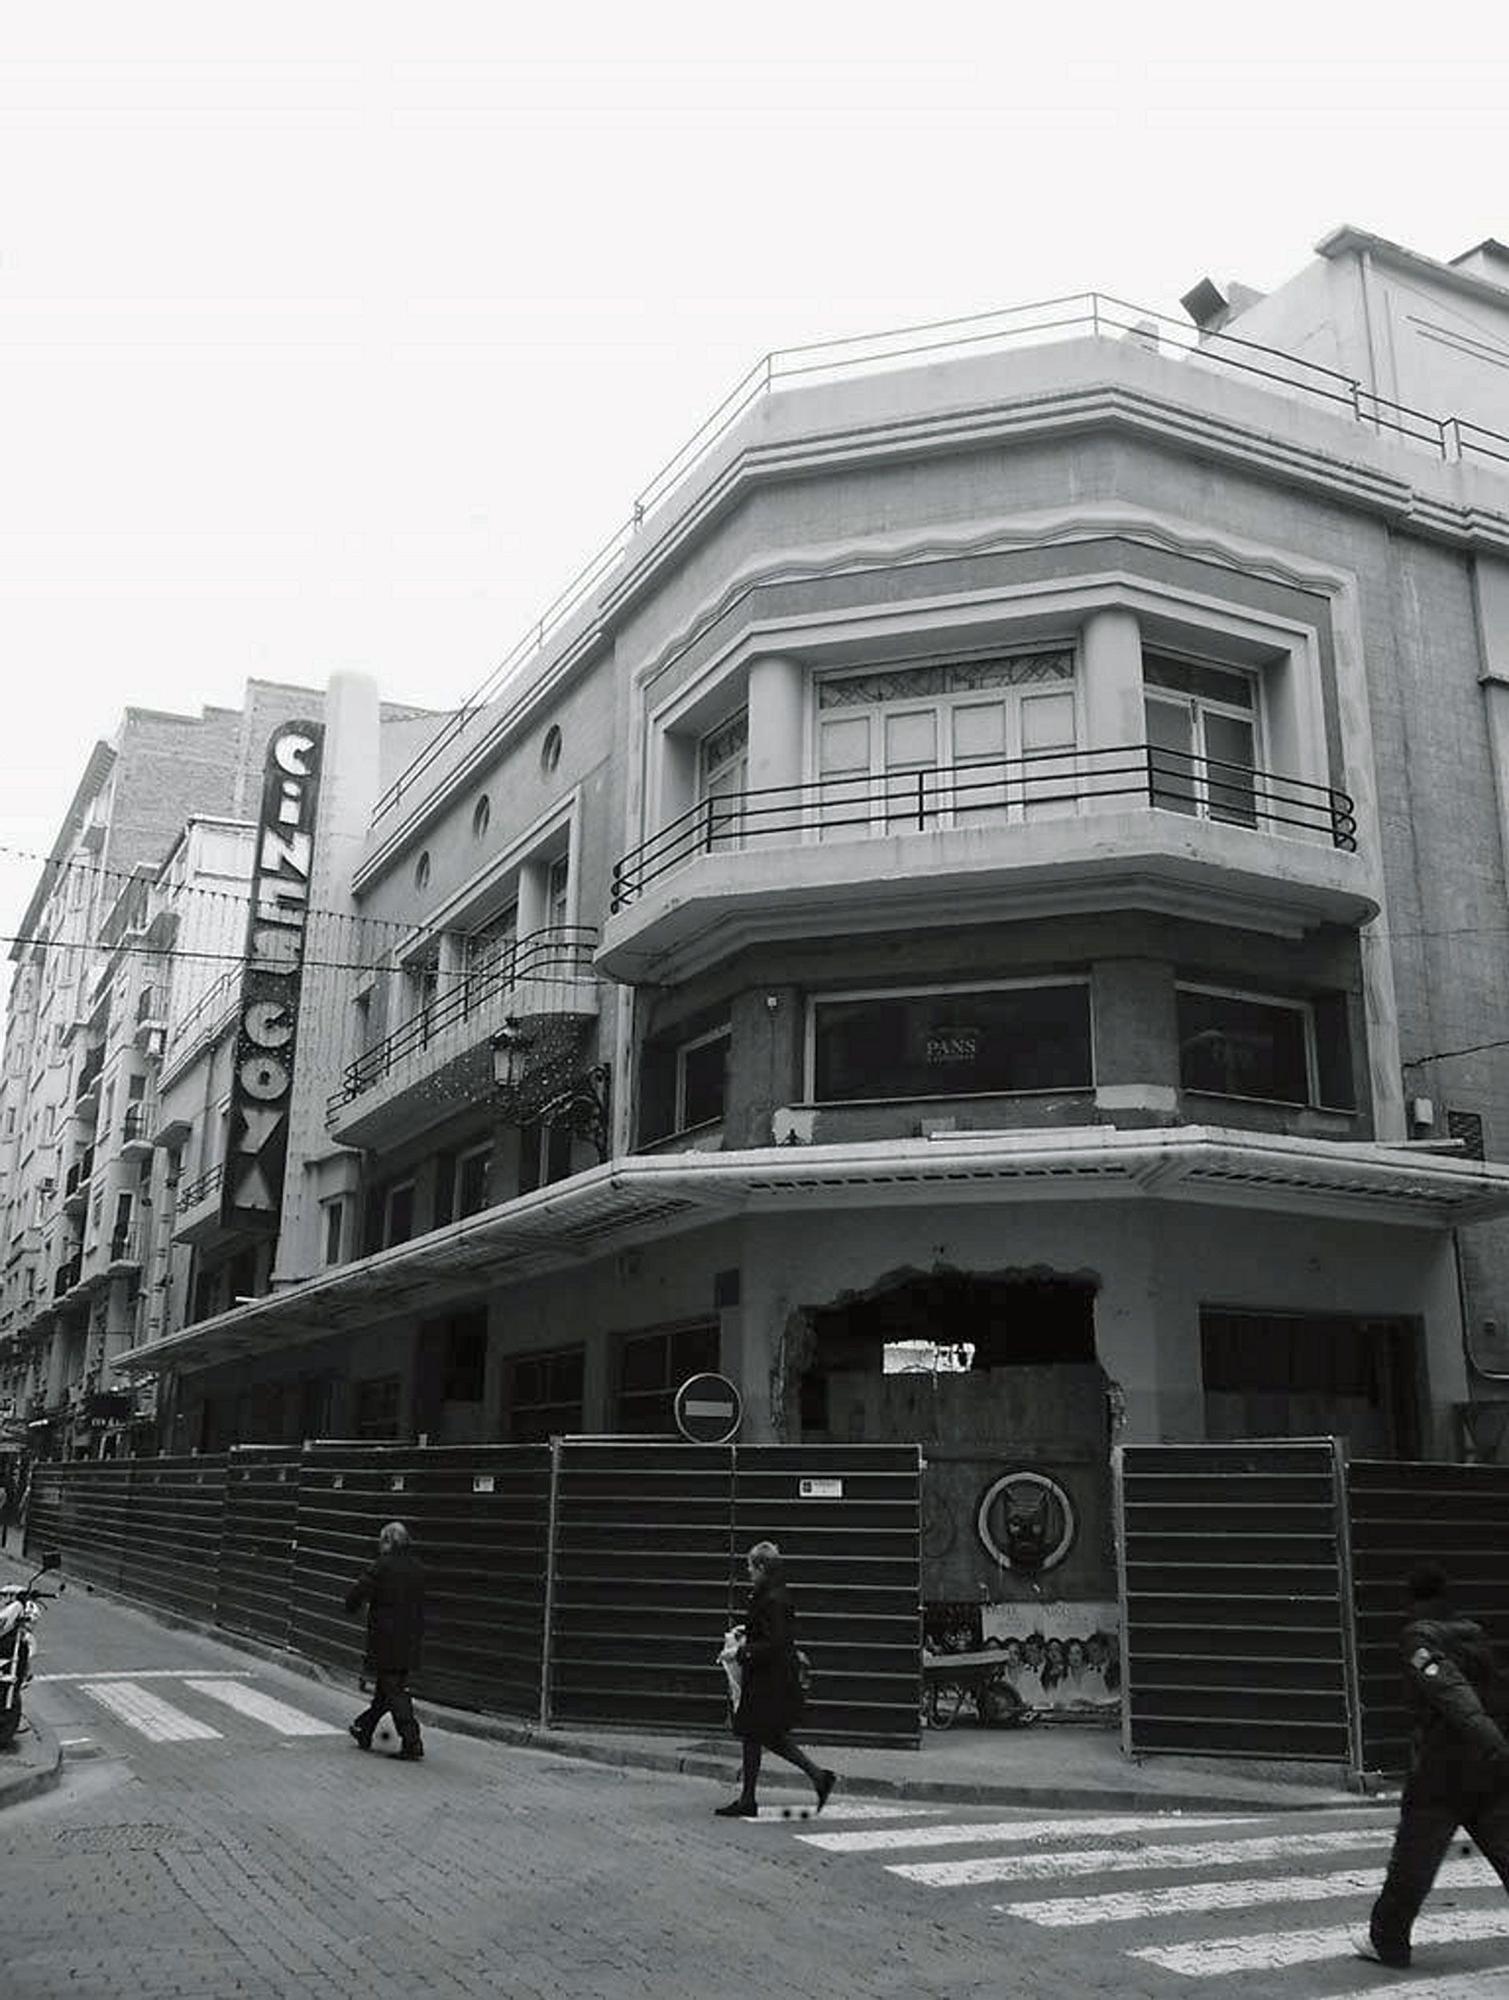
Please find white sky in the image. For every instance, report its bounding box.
[2,3,1506,961]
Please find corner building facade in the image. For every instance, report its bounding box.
[114,232,1509,1673]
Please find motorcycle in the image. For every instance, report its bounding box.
[0,1551,62,1750]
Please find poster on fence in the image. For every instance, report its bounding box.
[978,1598,1120,1713]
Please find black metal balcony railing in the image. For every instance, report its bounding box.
[177,1161,225,1212]
[135,986,157,1024]
[122,1105,146,1145]
[610,744,1359,909]
[63,1149,95,1201]
[53,1255,82,1298]
[327,925,598,1117]
[108,1228,140,1267]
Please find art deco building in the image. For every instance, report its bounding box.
[9,227,1509,1661]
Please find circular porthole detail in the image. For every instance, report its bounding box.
[541,724,562,774]
[472,794,491,839]
[414,850,431,890]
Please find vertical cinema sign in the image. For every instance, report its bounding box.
[221,720,326,1231]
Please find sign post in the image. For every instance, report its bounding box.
[673,1372,743,1445]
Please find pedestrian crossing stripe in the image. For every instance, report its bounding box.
[749,1802,949,1823]
[800,1812,1260,1854]
[183,1679,341,1736]
[889,1825,1391,1888]
[1000,1854,1501,1926]
[82,1681,223,1743]
[1129,1906,1509,1976]
[76,1677,335,1744]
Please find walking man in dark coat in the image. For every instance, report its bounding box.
[345,1520,426,1762]
[1359,1563,1509,1967]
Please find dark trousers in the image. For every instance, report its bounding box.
[738,1732,822,1801]
[1371,1779,1509,1954]
[353,1670,420,1747]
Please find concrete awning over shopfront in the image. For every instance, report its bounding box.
[112,1125,1509,1378]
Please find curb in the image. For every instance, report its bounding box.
[0,1709,64,1812]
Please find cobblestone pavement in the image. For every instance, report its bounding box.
[4,1580,1508,1998]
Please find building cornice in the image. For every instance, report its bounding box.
[113,1125,1509,1378]
[1316,225,1509,312]
[355,339,1509,879]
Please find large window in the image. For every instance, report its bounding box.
[677,1028,730,1131]
[1201,1309,1418,1457]
[464,903,517,1014]
[815,653,1077,839]
[613,1321,719,1434]
[1144,652,1259,826]
[698,712,748,850]
[811,983,1093,1102]
[1177,986,1309,1106]
[441,1310,488,1403]
[505,1345,585,1443]
[354,1375,402,1440]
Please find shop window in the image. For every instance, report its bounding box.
[613,1321,718,1434]
[299,1373,334,1440]
[1177,985,1334,1107]
[677,1028,730,1131]
[811,982,1092,1102]
[1201,1308,1418,1457]
[442,1311,488,1403]
[354,1375,402,1440]
[505,1345,585,1442]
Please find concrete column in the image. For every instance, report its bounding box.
[1091,959,1180,1125]
[1080,606,1144,813]
[748,654,804,843]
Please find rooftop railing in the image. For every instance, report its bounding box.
[372,292,1509,832]
[326,924,599,1120]
[162,967,240,1069]
[610,744,1358,910]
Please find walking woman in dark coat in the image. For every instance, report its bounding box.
[717,1540,836,1818]
[345,1520,426,1761]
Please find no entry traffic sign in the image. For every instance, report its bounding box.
[673,1371,743,1444]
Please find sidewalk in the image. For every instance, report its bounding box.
[0,1546,1382,1817]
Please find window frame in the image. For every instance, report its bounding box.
[1142,649,1264,827]
[811,651,1080,838]
[504,1343,586,1443]
[675,1025,731,1133]
[1175,981,1318,1108]
[805,977,1096,1105]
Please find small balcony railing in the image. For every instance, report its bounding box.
[53,1254,82,1298]
[611,744,1358,909]
[74,1047,105,1103]
[63,1149,95,1205]
[327,925,598,1117]
[177,1161,225,1213]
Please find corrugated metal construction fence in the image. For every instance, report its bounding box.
[1346,1458,1509,1778]
[26,1439,921,1745]
[1116,1442,1509,1785]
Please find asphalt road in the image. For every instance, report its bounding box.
[2,1577,1508,1998]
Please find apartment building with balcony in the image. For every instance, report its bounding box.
[89,228,1509,1643]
